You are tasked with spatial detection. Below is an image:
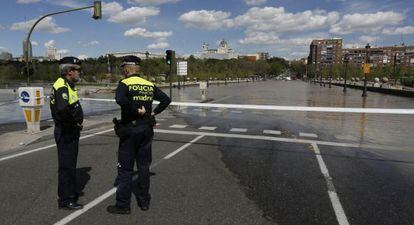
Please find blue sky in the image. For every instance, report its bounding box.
[0,0,413,60]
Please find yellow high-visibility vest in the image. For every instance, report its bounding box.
[53,77,79,105]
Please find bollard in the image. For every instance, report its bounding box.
[199,81,207,101]
[18,87,44,133]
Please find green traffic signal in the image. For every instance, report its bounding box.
[165,50,174,65]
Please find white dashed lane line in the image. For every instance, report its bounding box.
[230,128,247,133]
[169,124,188,129]
[198,126,217,131]
[299,132,318,138]
[263,130,281,135]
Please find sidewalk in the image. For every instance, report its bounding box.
[0,111,118,154]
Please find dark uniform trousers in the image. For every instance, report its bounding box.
[54,125,81,204]
[116,122,154,208]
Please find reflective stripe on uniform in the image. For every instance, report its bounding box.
[121,76,154,87]
[52,77,79,105]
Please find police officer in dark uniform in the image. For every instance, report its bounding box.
[50,56,84,210]
[107,55,171,214]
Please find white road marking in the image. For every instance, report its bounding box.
[153,129,411,152]
[335,135,358,141]
[210,95,233,103]
[54,135,204,225]
[164,135,204,159]
[81,98,414,115]
[299,132,318,138]
[0,129,113,162]
[157,118,166,121]
[169,124,188,129]
[263,130,281,135]
[199,126,217,131]
[230,128,247,132]
[311,143,350,225]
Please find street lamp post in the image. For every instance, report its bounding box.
[329,63,333,88]
[24,1,101,86]
[362,43,370,97]
[343,54,349,92]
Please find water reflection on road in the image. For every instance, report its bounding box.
[1,81,413,148]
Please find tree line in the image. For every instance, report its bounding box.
[0,55,288,84]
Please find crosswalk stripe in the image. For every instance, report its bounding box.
[199,126,217,131]
[170,124,188,129]
[299,132,318,138]
[263,130,281,135]
[230,128,247,132]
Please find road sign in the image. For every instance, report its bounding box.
[177,61,187,76]
[363,63,370,74]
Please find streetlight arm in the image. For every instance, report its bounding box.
[24,5,94,62]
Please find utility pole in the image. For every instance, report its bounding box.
[362,43,370,97]
[343,54,349,92]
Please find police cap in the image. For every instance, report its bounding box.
[121,55,141,67]
[59,56,81,66]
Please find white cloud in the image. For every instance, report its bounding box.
[31,41,38,46]
[57,49,70,55]
[234,7,339,33]
[0,46,7,51]
[128,0,180,6]
[239,31,280,45]
[179,10,234,30]
[11,17,70,34]
[124,27,172,41]
[108,7,159,25]
[147,42,169,49]
[102,1,124,18]
[17,0,40,4]
[239,30,326,46]
[244,0,267,6]
[330,11,404,34]
[382,26,414,35]
[0,24,4,30]
[78,54,89,60]
[82,40,100,47]
[46,0,86,8]
[359,35,377,44]
[44,40,56,49]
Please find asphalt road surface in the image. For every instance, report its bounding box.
[1,81,413,225]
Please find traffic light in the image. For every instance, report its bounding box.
[165,50,175,65]
[92,1,102,20]
[22,66,34,77]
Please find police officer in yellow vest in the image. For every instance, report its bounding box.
[50,56,84,210]
[107,55,171,214]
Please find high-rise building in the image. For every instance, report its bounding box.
[343,44,414,68]
[258,52,270,60]
[308,38,414,68]
[46,47,57,60]
[308,38,343,65]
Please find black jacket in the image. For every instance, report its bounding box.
[116,74,171,124]
[50,77,83,126]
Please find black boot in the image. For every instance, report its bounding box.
[58,202,84,210]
